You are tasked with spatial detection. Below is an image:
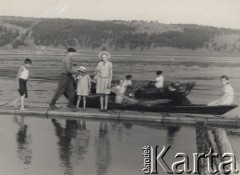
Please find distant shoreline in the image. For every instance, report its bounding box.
[1,47,240,57]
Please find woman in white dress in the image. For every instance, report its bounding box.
[94,51,113,112]
[208,76,234,106]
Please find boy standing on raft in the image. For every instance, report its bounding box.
[49,48,77,109]
[13,58,32,110]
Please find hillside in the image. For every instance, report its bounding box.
[0,16,240,53]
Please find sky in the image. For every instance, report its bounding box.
[0,0,240,29]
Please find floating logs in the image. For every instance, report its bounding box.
[212,128,240,175]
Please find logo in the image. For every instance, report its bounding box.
[142,145,239,174]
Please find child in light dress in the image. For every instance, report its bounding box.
[76,66,91,109]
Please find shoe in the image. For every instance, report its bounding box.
[20,108,28,111]
[67,104,76,108]
[104,109,108,112]
[49,103,58,110]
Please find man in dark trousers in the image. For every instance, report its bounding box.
[49,48,77,109]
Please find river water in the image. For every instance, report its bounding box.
[0,114,197,175]
[0,53,240,174]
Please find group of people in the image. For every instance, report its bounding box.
[48,48,114,112]
[12,48,235,111]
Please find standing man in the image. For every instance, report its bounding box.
[49,48,77,109]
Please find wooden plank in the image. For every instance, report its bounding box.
[212,128,240,174]
[0,106,239,127]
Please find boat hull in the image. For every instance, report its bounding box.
[80,97,237,115]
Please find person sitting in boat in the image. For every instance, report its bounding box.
[168,81,180,92]
[113,75,134,104]
[207,76,234,106]
[155,71,164,88]
[113,80,125,104]
[123,75,133,97]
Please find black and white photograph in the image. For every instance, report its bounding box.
[0,0,240,174]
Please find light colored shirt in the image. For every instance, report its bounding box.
[114,85,124,104]
[120,80,132,94]
[155,75,164,88]
[221,84,234,105]
[19,66,29,80]
[96,61,112,78]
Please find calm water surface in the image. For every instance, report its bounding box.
[0,114,197,175]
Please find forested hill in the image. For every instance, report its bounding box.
[1,16,240,53]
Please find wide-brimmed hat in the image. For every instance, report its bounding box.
[78,66,86,72]
[98,51,111,59]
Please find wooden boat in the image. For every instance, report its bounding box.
[89,80,195,101]
[134,81,195,100]
[78,95,237,115]
[73,81,236,115]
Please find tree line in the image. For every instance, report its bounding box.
[1,17,240,50]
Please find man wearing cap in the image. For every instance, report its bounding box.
[49,48,77,109]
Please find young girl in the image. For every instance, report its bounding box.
[94,51,113,112]
[12,58,32,110]
[76,66,91,109]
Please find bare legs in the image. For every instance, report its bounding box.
[104,95,108,110]
[77,96,87,109]
[100,95,104,110]
[100,94,109,111]
[13,95,26,110]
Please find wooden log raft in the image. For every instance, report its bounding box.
[212,128,240,175]
[196,122,213,175]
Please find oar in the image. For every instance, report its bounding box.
[138,99,172,106]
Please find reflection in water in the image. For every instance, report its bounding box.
[123,123,133,129]
[95,121,111,175]
[73,120,90,161]
[52,119,90,175]
[0,114,198,175]
[14,115,32,165]
[145,124,181,145]
[166,125,181,145]
[110,122,133,141]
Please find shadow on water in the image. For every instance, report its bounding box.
[95,121,111,175]
[14,115,32,165]
[52,119,90,175]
